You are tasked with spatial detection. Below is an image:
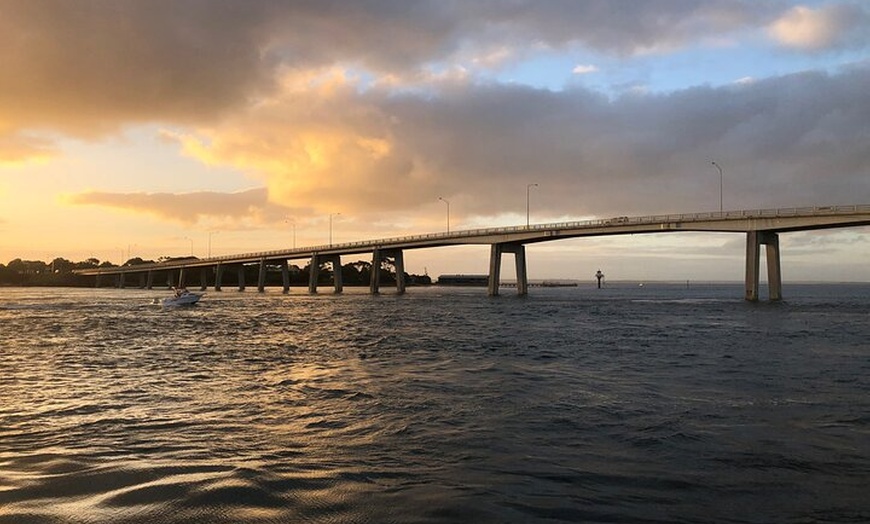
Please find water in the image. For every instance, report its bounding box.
[1,284,868,523]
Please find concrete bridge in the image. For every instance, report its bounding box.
[75,204,870,301]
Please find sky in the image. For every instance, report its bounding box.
[1,0,869,282]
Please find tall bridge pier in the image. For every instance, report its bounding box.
[236,265,245,291]
[281,261,291,293]
[214,263,224,291]
[258,258,267,292]
[745,231,782,302]
[488,243,528,296]
[308,254,343,293]
[370,248,406,294]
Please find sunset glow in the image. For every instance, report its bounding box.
[2,1,869,280]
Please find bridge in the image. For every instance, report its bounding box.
[76,204,870,301]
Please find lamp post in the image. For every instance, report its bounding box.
[711,161,723,213]
[208,231,219,258]
[438,197,450,233]
[329,213,340,247]
[285,218,296,249]
[526,183,538,227]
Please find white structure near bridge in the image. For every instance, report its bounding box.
[76,205,870,301]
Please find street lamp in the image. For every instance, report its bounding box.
[208,231,219,258]
[438,197,450,233]
[526,183,538,227]
[711,161,723,213]
[285,218,297,249]
[329,213,340,247]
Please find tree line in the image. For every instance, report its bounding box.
[0,256,432,287]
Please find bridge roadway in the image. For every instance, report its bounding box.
[77,204,870,301]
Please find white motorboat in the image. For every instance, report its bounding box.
[162,288,202,307]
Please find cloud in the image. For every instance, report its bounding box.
[767,4,870,51]
[160,64,870,221]
[454,1,759,57]
[0,0,762,152]
[67,188,294,227]
[0,134,58,165]
[572,64,599,75]
[0,0,277,140]
[5,1,870,227]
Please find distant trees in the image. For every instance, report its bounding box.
[0,256,142,286]
[122,257,154,266]
[0,256,431,287]
[1,258,64,285]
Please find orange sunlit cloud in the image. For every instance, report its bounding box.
[767,4,866,51]
[66,188,294,228]
[158,70,440,215]
[0,134,59,166]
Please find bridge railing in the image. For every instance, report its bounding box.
[79,204,870,274]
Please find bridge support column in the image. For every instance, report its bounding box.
[146,270,153,290]
[200,268,208,291]
[309,255,320,293]
[138,273,146,289]
[215,263,223,291]
[166,272,174,288]
[237,265,246,292]
[488,243,528,296]
[118,273,125,289]
[257,259,267,293]
[95,274,101,288]
[745,231,782,302]
[488,245,501,296]
[370,249,381,294]
[766,233,782,301]
[281,260,290,293]
[329,255,343,294]
[369,249,404,294]
[393,249,406,295]
[308,254,342,293]
[178,269,185,289]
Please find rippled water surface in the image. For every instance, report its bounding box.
[1,284,869,523]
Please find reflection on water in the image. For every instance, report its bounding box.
[1,285,869,523]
